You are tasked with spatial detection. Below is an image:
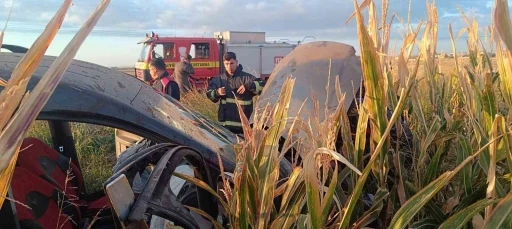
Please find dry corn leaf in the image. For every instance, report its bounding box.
[0,78,7,87]
[486,116,501,218]
[0,0,72,132]
[0,0,73,208]
[0,0,14,56]
[494,0,512,52]
[0,0,110,170]
[0,0,110,208]
[345,0,371,25]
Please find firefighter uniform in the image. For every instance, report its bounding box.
[174,57,195,93]
[206,64,264,134]
[151,71,180,101]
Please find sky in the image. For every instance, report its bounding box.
[0,0,508,67]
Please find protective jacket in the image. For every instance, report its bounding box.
[206,64,264,134]
[173,61,195,93]
[152,71,180,101]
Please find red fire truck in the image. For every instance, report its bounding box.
[134,31,313,90]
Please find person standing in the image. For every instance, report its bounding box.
[206,52,264,134]
[149,57,180,101]
[173,54,195,93]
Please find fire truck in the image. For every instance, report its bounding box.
[134,31,314,90]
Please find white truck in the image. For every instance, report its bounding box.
[214,31,315,79]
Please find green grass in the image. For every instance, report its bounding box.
[71,123,117,193]
[180,88,219,122]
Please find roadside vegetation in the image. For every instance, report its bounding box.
[3,0,512,228]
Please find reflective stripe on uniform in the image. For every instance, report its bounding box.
[254,81,263,94]
[207,89,216,99]
[220,121,243,127]
[220,98,252,105]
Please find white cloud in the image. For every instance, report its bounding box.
[2,0,504,67]
[0,0,505,41]
[2,0,19,10]
[38,12,52,21]
[245,1,267,10]
[64,14,85,25]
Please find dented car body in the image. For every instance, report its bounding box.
[0,40,395,228]
[0,52,242,171]
[0,52,292,228]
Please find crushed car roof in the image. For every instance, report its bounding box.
[0,53,240,171]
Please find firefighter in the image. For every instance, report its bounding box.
[149,57,180,101]
[174,54,195,93]
[206,52,264,134]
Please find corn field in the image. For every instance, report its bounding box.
[2,0,512,228]
[186,0,512,228]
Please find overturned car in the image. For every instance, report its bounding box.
[0,51,293,229]
[0,40,411,228]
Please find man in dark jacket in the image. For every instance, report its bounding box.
[174,54,195,93]
[206,52,264,134]
[149,58,180,101]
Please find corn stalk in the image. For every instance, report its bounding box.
[0,0,111,207]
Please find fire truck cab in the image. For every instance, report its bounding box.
[135,32,219,90]
[135,31,309,91]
